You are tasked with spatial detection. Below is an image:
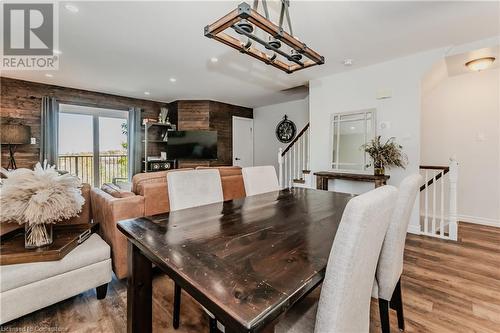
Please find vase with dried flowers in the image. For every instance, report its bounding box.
[0,161,84,248]
[362,136,408,176]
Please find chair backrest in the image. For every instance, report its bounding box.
[315,185,398,333]
[241,166,279,196]
[196,166,246,201]
[167,169,223,211]
[376,174,423,300]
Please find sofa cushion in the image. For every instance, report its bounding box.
[0,234,110,292]
[101,183,135,198]
[131,168,193,194]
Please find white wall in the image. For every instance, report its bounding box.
[309,49,445,233]
[421,68,500,226]
[253,98,309,171]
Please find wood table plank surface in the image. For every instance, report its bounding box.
[118,188,353,333]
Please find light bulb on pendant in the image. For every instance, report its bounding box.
[264,37,280,62]
[265,50,277,62]
[239,35,252,49]
[235,19,253,50]
[290,49,302,62]
[267,37,281,50]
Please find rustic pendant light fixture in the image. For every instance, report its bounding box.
[204,0,324,74]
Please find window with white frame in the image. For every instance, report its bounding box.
[331,109,376,171]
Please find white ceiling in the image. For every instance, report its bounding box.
[3,1,499,107]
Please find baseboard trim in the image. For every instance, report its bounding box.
[458,215,500,228]
[407,224,421,235]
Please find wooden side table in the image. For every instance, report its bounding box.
[314,171,390,190]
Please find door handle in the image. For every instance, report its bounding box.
[235,157,241,160]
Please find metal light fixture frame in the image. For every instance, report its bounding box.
[204,1,325,74]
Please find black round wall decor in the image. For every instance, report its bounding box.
[275,115,297,143]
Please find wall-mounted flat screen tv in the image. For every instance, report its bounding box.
[167,130,218,160]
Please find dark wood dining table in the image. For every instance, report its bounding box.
[118,187,353,333]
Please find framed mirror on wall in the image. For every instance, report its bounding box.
[331,109,376,172]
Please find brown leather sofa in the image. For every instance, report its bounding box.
[90,166,246,279]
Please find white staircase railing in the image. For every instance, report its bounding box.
[278,123,310,189]
[419,158,458,241]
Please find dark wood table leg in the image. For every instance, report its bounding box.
[173,282,181,329]
[316,176,329,190]
[127,242,152,333]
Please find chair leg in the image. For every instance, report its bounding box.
[378,299,390,333]
[96,283,108,300]
[173,283,181,329]
[390,278,405,331]
[209,317,219,333]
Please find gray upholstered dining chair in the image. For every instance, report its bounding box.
[166,169,224,330]
[167,169,224,211]
[372,174,423,333]
[275,185,398,333]
[241,165,280,196]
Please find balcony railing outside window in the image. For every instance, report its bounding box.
[58,154,128,186]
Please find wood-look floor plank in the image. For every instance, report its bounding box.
[1,222,499,332]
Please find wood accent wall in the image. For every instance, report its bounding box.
[169,100,253,167]
[1,77,253,171]
[0,77,167,169]
[209,101,253,166]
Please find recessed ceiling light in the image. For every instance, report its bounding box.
[45,73,53,78]
[64,4,79,13]
[169,78,177,83]
[53,49,62,55]
[350,126,356,130]
[343,59,353,66]
[144,91,151,96]
[210,57,219,63]
[465,57,495,72]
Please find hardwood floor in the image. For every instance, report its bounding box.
[2,222,499,332]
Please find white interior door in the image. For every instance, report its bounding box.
[232,116,254,167]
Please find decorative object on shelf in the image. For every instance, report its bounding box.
[204,1,324,74]
[0,124,31,169]
[362,136,407,176]
[159,107,169,124]
[275,115,296,143]
[142,118,158,125]
[143,121,178,172]
[143,159,176,172]
[0,161,84,248]
[162,130,169,142]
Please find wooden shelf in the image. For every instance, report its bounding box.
[143,123,174,128]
